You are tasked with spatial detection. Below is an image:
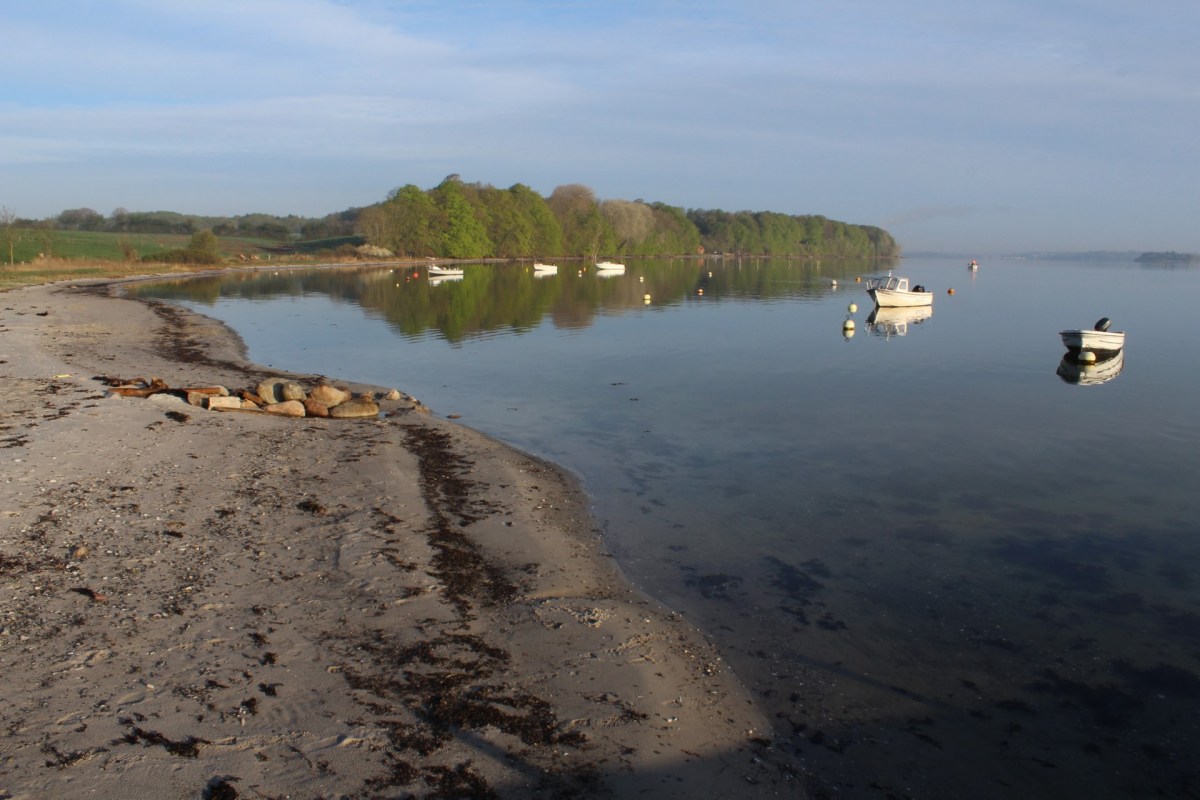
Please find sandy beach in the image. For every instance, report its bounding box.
[0,279,804,799]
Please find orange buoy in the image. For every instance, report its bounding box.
[947,288,955,295]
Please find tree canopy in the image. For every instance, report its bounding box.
[352,178,899,260]
[16,176,899,262]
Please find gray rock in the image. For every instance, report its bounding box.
[256,379,284,405]
[148,392,187,407]
[281,381,306,401]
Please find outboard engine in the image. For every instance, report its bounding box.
[1094,317,1112,332]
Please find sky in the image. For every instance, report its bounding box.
[3,0,1199,254]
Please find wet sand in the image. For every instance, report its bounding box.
[0,280,806,798]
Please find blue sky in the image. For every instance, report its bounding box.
[3,0,1198,254]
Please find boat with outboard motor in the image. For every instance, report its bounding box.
[864,274,933,308]
[1060,317,1125,356]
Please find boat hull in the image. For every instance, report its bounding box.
[1059,329,1125,354]
[868,288,933,308]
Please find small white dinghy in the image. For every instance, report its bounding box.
[1060,317,1125,356]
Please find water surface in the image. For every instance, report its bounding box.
[131,257,1200,798]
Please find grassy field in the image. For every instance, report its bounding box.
[3,229,277,263]
[0,230,368,290]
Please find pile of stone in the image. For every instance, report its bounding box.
[103,375,420,420]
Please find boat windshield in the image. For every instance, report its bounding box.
[868,276,905,291]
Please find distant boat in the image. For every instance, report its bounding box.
[428,265,464,277]
[1060,317,1124,356]
[968,259,979,271]
[533,262,558,275]
[864,274,933,308]
[595,261,626,272]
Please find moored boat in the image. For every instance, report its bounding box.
[428,265,464,277]
[864,275,933,308]
[1059,317,1125,355]
[595,261,626,272]
[533,262,558,274]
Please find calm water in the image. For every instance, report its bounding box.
[131,257,1200,799]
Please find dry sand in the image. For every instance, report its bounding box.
[0,280,805,799]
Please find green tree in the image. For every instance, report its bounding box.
[1,206,18,264]
[601,199,654,252]
[479,186,533,258]
[638,203,701,255]
[509,183,562,257]
[187,229,221,260]
[57,207,104,231]
[433,177,492,259]
[548,184,616,258]
[359,184,441,256]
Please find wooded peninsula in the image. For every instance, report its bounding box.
[2,175,900,265]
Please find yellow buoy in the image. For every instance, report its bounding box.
[1078,350,1097,363]
[843,319,855,330]
[855,276,861,282]
[644,294,652,301]
[848,302,857,314]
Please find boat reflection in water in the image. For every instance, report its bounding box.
[428,273,463,286]
[866,305,932,340]
[1056,349,1125,385]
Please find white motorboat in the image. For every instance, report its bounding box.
[428,265,464,277]
[1057,349,1124,385]
[533,262,558,274]
[1059,317,1125,355]
[866,305,932,339]
[864,274,933,308]
[595,261,626,272]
